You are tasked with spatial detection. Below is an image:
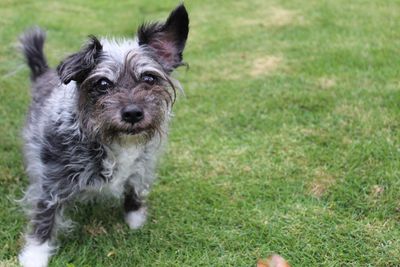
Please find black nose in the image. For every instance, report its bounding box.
[121,104,144,124]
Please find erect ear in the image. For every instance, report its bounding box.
[137,4,189,71]
[57,36,103,85]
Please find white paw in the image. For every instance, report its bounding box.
[19,238,54,267]
[124,207,147,229]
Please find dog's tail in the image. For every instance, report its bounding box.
[19,27,49,81]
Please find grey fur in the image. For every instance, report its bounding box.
[19,27,48,81]
[18,5,189,267]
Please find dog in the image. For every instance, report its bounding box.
[18,4,189,267]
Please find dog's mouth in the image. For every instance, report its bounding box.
[124,126,148,135]
[95,113,164,142]
[108,121,159,139]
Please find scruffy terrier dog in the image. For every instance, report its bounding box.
[18,4,188,267]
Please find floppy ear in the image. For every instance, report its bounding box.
[57,36,103,84]
[137,4,189,71]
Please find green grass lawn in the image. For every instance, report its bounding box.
[1,0,400,266]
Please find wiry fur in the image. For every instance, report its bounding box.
[18,5,189,267]
[19,26,49,81]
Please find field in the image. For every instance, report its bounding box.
[0,0,399,266]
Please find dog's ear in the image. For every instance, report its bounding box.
[137,4,189,71]
[57,36,103,85]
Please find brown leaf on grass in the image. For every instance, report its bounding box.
[107,251,116,257]
[257,254,291,267]
[309,168,336,198]
[84,223,107,237]
[371,185,384,197]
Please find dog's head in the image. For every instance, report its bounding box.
[57,5,189,142]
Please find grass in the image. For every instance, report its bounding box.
[1,0,400,266]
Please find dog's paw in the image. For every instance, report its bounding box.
[124,207,147,229]
[18,239,53,267]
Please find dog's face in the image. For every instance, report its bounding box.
[57,5,189,142]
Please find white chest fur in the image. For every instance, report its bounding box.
[101,141,145,197]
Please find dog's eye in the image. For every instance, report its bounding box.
[141,74,158,85]
[95,78,113,92]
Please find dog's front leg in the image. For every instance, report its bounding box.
[19,198,64,267]
[123,186,147,230]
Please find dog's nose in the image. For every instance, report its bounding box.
[121,105,144,124]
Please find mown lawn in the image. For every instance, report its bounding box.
[1,0,400,266]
